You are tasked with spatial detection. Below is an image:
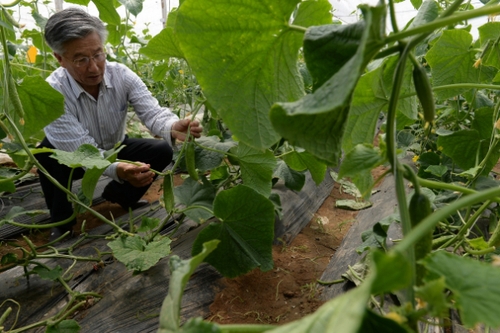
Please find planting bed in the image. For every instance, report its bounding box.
[1,170,341,331]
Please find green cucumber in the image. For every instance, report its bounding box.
[412,64,435,123]
[409,191,433,285]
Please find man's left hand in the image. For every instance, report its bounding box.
[172,118,203,141]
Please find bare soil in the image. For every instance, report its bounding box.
[0,167,387,326]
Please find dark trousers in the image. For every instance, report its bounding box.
[36,136,173,226]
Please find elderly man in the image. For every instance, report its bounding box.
[37,8,202,241]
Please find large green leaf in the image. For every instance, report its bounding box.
[194,136,237,171]
[236,143,276,197]
[107,24,129,46]
[282,150,327,185]
[479,22,500,69]
[175,0,332,150]
[108,235,172,272]
[51,144,110,169]
[427,30,497,100]
[343,65,386,153]
[437,129,500,174]
[273,159,306,192]
[174,177,215,223]
[157,241,219,333]
[270,4,387,164]
[423,251,500,328]
[472,107,494,141]
[92,0,121,26]
[191,185,275,278]
[407,0,439,29]
[339,144,384,179]
[118,0,144,16]
[140,10,184,60]
[14,76,64,139]
[370,250,412,295]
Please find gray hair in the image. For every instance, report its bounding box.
[44,8,108,55]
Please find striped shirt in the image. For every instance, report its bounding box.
[45,61,179,181]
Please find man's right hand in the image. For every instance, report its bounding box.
[116,162,154,187]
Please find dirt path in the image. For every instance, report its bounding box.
[0,168,384,325]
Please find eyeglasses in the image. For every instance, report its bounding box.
[71,53,106,67]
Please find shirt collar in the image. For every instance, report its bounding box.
[65,62,113,99]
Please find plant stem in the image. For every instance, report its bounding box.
[385,4,500,45]
[440,200,491,250]
[385,39,416,304]
[394,186,500,253]
[177,204,215,217]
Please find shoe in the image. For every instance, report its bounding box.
[49,225,74,243]
[128,199,149,210]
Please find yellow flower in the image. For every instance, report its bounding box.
[495,118,500,130]
[473,58,482,69]
[178,69,184,74]
[412,155,419,163]
[27,46,37,64]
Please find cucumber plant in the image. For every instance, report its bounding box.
[3,0,500,332]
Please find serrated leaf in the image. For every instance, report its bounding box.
[174,177,215,223]
[158,240,219,333]
[137,217,160,233]
[192,185,275,278]
[108,235,172,272]
[423,251,500,328]
[14,76,64,139]
[270,4,386,164]
[370,250,412,295]
[31,265,63,281]
[427,30,497,100]
[107,24,129,46]
[140,21,184,60]
[273,160,306,192]
[176,0,332,150]
[92,0,121,25]
[81,146,122,200]
[339,144,384,179]
[45,319,81,333]
[51,144,110,169]
[436,130,500,175]
[118,0,144,16]
[282,150,327,185]
[425,165,448,177]
[415,277,449,317]
[479,22,500,69]
[236,143,276,197]
[408,0,438,28]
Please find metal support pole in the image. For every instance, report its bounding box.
[55,0,63,12]
[161,0,168,28]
